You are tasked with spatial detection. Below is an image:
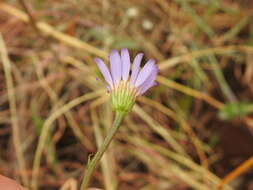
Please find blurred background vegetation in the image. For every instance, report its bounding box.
[0,0,253,189]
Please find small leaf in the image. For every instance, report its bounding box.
[218,102,253,120]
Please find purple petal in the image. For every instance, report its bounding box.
[134,59,155,87]
[130,53,144,85]
[121,48,131,81]
[109,49,122,85]
[140,81,157,95]
[94,58,113,89]
[139,66,158,94]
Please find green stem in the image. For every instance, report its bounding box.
[80,111,125,190]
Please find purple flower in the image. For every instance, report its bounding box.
[95,48,158,113]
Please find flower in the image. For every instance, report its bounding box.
[95,48,158,113]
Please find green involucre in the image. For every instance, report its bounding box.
[111,88,136,113]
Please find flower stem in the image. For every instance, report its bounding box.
[80,111,125,190]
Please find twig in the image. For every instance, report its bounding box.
[18,0,40,35]
[217,156,253,189]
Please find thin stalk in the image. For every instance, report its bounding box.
[0,34,29,186]
[18,0,40,35]
[208,55,237,102]
[80,111,125,190]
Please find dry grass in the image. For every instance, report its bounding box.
[0,0,253,190]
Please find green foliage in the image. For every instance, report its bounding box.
[85,27,110,41]
[218,102,253,120]
[84,27,140,50]
[31,105,45,134]
[112,37,140,50]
